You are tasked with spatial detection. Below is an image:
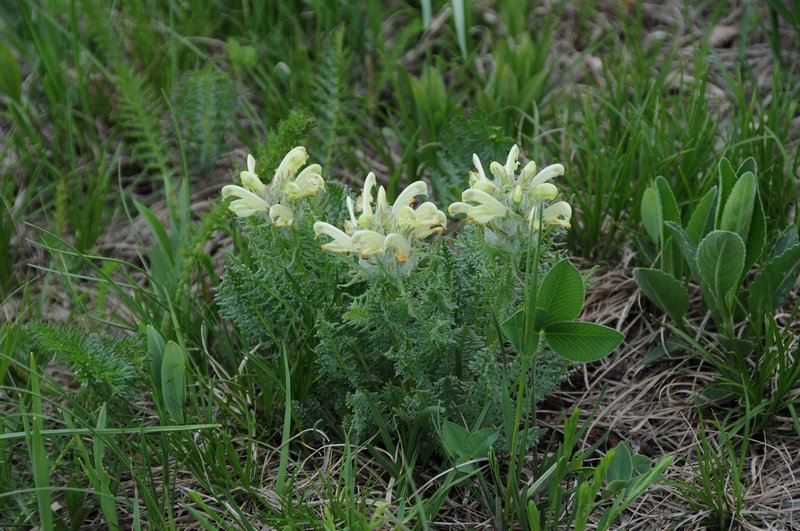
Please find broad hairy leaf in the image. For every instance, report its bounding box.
[696,230,745,310]
[720,171,756,243]
[633,268,688,324]
[743,194,767,276]
[716,158,737,226]
[441,421,470,457]
[632,454,652,475]
[640,187,660,243]
[769,225,799,261]
[654,176,681,226]
[737,157,757,178]
[654,176,682,276]
[608,442,632,484]
[664,222,698,278]
[146,325,166,399]
[161,341,187,424]
[544,322,624,363]
[685,186,717,244]
[748,243,800,318]
[463,428,499,458]
[440,422,497,472]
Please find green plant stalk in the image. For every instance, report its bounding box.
[93,405,120,530]
[504,215,545,522]
[276,346,292,495]
[23,352,53,530]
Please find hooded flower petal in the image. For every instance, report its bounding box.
[513,185,523,204]
[240,154,266,194]
[392,181,428,216]
[466,204,504,225]
[529,164,565,187]
[471,180,497,194]
[221,185,269,217]
[314,222,357,253]
[529,201,572,230]
[344,196,359,235]
[462,188,509,219]
[376,186,389,217]
[396,202,446,239]
[285,163,324,200]
[471,153,489,183]
[519,160,537,182]
[414,202,447,227]
[357,172,377,227]
[489,161,509,184]
[530,183,558,200]
[543,201,572,228]
[275,146,308,181]
[504,144,520,180]
[448,202,472,217]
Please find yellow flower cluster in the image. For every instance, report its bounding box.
[448,145,571,232]
[313,173,446,262]
[222,144,569,263]
[221,147,324,227]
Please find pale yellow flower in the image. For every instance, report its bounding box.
[384,233,412,262]
[448,145,570,236]
[396,202,447,239]
[351,230,388,257]
[391,181,428,216]
[315,174,446,264]
[275,146,308,182]
[221,185,269,217]
[448,188,508,225]
[269,203,294,227]
[528,201,572,231]
[240,154,266,194]
[285,164,324,200]
[313,222,356,253]
[222,148,325,227]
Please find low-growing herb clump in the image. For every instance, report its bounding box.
[635,157,800,428]
[219,143,600,446]
[214,140,670,528]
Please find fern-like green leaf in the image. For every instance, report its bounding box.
[29,323,145,407]
[172,69,238,171]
